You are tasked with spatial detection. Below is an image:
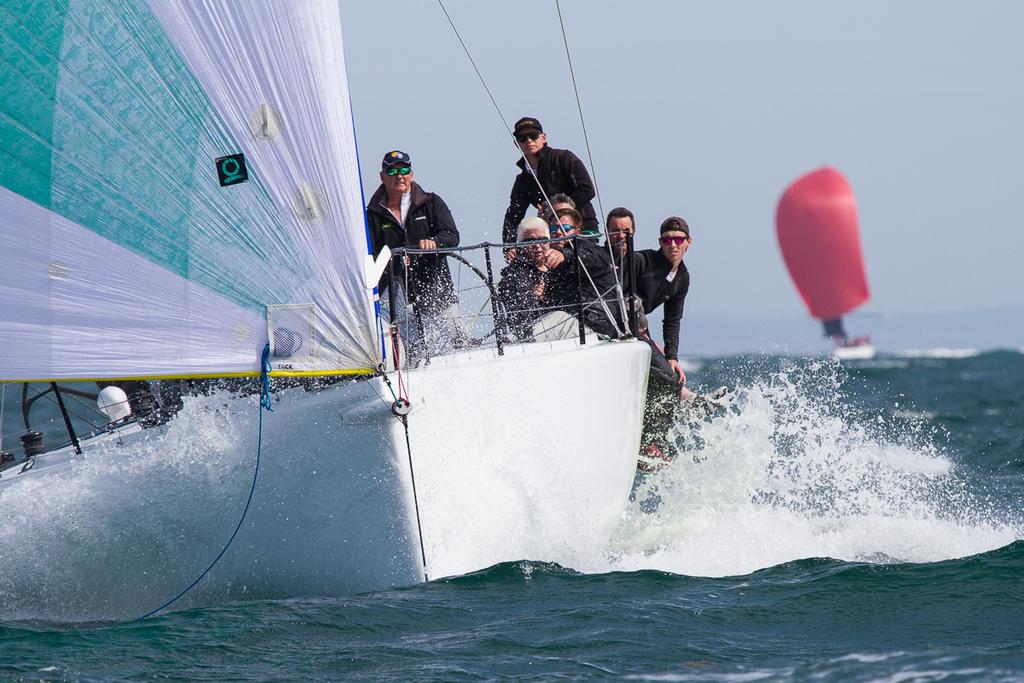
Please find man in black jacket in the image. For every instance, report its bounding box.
[604,206,637,282]
[366,150,462,351]
[497,217,557,340]
[635,216,692,389]
[631,216,696,471]
[545,207,623,337]
[502,117,598,248]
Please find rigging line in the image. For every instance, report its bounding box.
[401,413,429,582]
[437,0,510,134]
[381,372,429,580]
[436,0,562,234]
[555,0,604,224]
[437,1,624,336]
[553,1,631,325]
[555,1,630,327]
[131,396,263,621]
[394,333,408,400]
[0,382,5,453]
[569,238,624,337]
[131,347,270,622]
[23,385,103,433]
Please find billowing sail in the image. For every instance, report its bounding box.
[775,167,870,323]
[0,0,378,380]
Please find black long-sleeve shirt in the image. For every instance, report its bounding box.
[634,249,689,361]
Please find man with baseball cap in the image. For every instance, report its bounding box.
[634,216,693,389]
[366,150,463,351]
[501,116,598,252]
[629,216,699,470]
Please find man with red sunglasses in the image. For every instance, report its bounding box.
[501,116,598,253]
[635,216,693,389]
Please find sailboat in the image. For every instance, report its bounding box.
[776,167,875,360]
[0,1,650,620]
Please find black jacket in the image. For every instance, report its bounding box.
[498,240,618,340]
[549,238,624,336]
[497,257,552,340]
[366,182,460,312]
[502,146,598,243]
[552,239,617,307]
[634,249,689,361]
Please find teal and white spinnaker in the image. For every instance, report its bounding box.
[0,0,377,380]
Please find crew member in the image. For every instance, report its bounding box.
[604,206,637,274]
[498,217,557,340]
[502,117,598,250]
[604,206,645,333]
[366,150,462,350]
[634,216,692,390]
[545,207,621,336]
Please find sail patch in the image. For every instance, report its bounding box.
[268,304,316,361]
[216,153,249,187]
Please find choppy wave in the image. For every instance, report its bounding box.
[2,353,1021,628]
[601,360,1022,577]
[5,541,1022,681]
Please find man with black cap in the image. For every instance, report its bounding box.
[634,216,693,388]
[366,150,462,350]
[629,216,696,472]
[502,116,598,253]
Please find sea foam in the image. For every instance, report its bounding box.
[602,360,1021,577]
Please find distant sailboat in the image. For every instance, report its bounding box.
[776,167,875,360]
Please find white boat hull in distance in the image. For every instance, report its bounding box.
[832,343,876,361]
[0,337,649,620]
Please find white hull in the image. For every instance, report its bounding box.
[0,338,649,620]
[831,343,876,361]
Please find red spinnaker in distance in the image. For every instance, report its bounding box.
[775,167,869,321]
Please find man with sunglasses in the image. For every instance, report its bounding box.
[501,117,598,254]
[497,217,557,340]
[634,217,693,389]
[604,206,638,277]
[603,206,648,334]
[366,150,462,349]
[544,207,622,337]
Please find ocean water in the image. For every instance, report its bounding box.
[1,350,1022,681]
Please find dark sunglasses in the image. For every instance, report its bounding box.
[660,235,689,246]
[385,166,412,177]
[515,132,541,143]
[550,223,575,234]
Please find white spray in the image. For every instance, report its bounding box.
[599,359,1020,577]
[0,393,258,622]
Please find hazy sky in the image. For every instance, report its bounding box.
[339,1,1023,333]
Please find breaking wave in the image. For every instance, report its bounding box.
[601,359,1021,577]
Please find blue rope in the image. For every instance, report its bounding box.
[131,346,271,621]
[259,343,273,412]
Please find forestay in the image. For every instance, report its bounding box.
[0,0,378,381]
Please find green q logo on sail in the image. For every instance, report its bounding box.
[216,153,249,186]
